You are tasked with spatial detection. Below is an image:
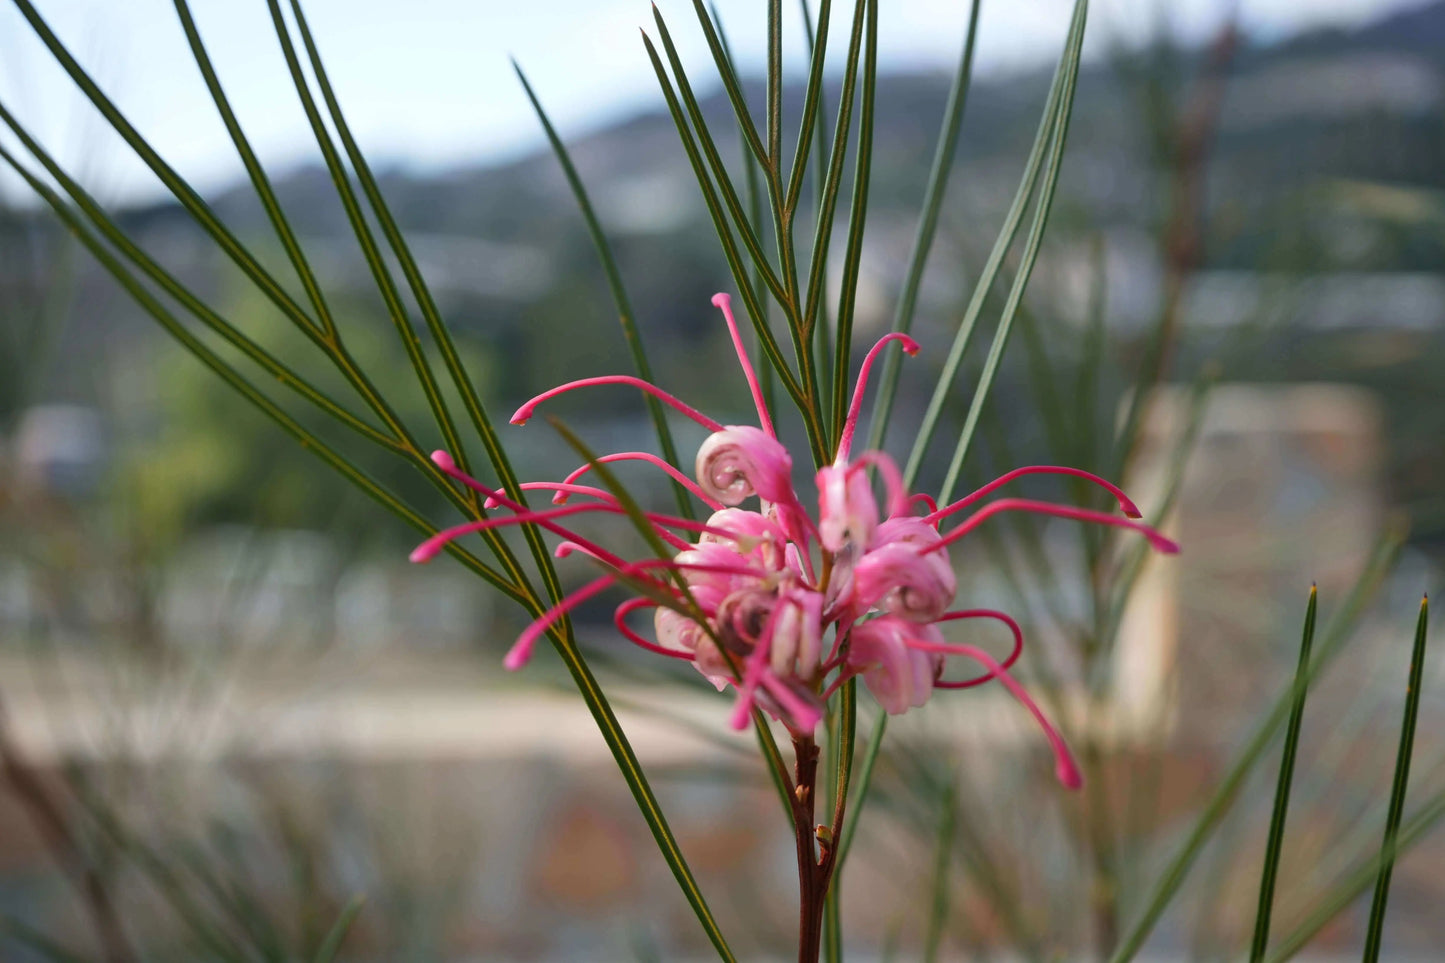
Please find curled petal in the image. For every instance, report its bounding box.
[846,617,942,714]
[872,514,947,551]
[715,586,779,656]
[695,426,794,506]
[852,543,957,623]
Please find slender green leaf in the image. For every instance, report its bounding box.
[285,0,576,642]
[936,0,1088,504]
[650,8,790,307]
[512,62,695,520]
[171,0,338,342]
[923,776,959,963]
[1265,786,1445,963]
[708,3,777,419]
[866,0,982,454]
[798,0,834,405]
[639,30,818,452]
[800,0,868,344]
[0,152,523,602]
[1361,594,1431,963]
[830,0,878,446]
[10,0,490,525]
[0,110,393,451]
[686,0,768,170]
[767,0,782,165]
[264,0,471,478]
[903,0,1086,489]
[786,0,833,215]
[311,896,364,963]
[1108,531,1403,963]
[1248,585,1320,962]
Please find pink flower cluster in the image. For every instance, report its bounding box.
[411,294,1178,787]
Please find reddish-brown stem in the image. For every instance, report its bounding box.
[792,731,851,963]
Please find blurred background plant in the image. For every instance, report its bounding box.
[0,0,1442,960]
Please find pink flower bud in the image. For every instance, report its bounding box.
[852,543,957,623]
[695,426,794,506]
[817,464,879,552]
[847,617,942,714]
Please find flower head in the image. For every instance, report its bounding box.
[411,294,1179,785]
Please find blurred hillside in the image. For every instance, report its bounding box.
[5,0,1444,553]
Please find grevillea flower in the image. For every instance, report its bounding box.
[411,293,1179,788]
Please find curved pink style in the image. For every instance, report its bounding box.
[932,609,1025,689]
[410,499,743,564]
[712,293,775,438]
[559,452,723,509]
[485,481,612,508]
[835,333,919,463]
[905,636,1082,789]
[614,599,695,661]
[511,375,723,432]
[927,498,1180,556]
[930,466,1142,523]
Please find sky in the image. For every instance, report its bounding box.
[0,0,1430,203]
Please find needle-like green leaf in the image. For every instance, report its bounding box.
[1108,531,1403,963]
[512,62,696,520]
[935,0,1088,505]
[1264,786,1445,963]
[903,0,1087,491]
[800,0,868,346]
[1248,585,1320,962]
[0,150,523,603]
[829,0,878,447]
[866,0,982,454]
[311,896,363,963]
[1360,594,1431,963]
[650,8,791,308]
